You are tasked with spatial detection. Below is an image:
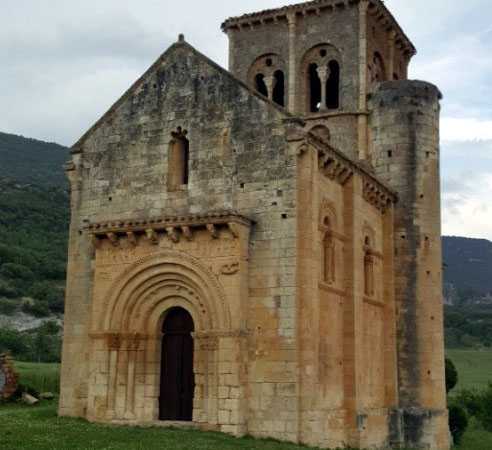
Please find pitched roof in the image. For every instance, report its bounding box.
[70,38,292,153]
[222,0,415,56]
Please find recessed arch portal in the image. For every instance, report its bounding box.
[98,250,231,334]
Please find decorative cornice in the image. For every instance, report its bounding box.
[221,0,415,57]
[299,132,397,209]
[362,180,393,213]
[87,212,252,248]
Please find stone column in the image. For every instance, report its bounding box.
[288,13,297,113]
[264,75,275,101]
[316,66,330,112]
[106,333,121,419]
[358,0,369,160]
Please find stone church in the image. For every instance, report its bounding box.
[59,0,449,448]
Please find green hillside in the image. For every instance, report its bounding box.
[0,133,69,320]
[0,131,68,188]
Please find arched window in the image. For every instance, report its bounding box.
[300,44,341,114]
[255,73,268,97]
[168,127,189,187]
[364,236,374,296]
[326,60,340,109]
[309,63,321,112]
[323,217,335,284]
[248,54,286,106]
[272,70,285,106]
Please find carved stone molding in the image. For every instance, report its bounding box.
[192,329,247,340]
[362,181,393,213]
[220,262,239,275]
[87,211,252,249]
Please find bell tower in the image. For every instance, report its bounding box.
[222,0,415,161]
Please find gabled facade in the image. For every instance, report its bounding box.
[60,2,449,449]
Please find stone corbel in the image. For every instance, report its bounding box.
[181,226,193,241]
[227,222,240,238]
[89,234,100,249]
[146,229,159,245]
[106,232,119,247]
[126,231,137,247]
[166,227,179,243]
[206,224,219,239]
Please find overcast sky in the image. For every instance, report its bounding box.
[0,0,491,240]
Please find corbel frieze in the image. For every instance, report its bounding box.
[362,181,392,213]
[86,212,253,249]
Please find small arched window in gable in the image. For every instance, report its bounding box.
[255,73,268,97]
[309,63,322,112]
[168,127,189,187]
[364,235,375,296]
[326,60,340,109]
[272,70,285,107]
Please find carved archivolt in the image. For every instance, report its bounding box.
[97,250,232,333]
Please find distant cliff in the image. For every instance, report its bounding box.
[443,236,492,306]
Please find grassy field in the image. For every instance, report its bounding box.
[446,349,492,391]
[14,361,60,394]
[0,402,316,450]
[3,354,491,450]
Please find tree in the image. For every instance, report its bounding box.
[445,358,458,393]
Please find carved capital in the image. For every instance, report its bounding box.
[107,333,122,351]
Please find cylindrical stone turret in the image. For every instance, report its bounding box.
[370,81,450,450]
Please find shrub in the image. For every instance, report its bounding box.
[476,382,492,431]
[448,404,468,445]
[445,358,458,393]
[0,297,18,315]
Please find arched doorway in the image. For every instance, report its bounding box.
[159,307,195,421]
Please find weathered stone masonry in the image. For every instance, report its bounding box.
[60,1,449,449]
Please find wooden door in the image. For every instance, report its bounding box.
[159,308,195,421]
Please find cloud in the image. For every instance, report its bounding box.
[442,173,492,240]
[441,119,492,142]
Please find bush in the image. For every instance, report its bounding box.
[453,383,492,433]
[448,404,468,445]
[445,358,458,393]
[0,297,19,315]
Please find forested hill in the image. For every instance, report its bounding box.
[0,131,68,188]
[443,236,492,305]
[0,132,69,330]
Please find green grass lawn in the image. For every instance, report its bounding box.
[446,349,492,391]
[3,354,491,450]
[14,361,60,394]
[0,401,316,450]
